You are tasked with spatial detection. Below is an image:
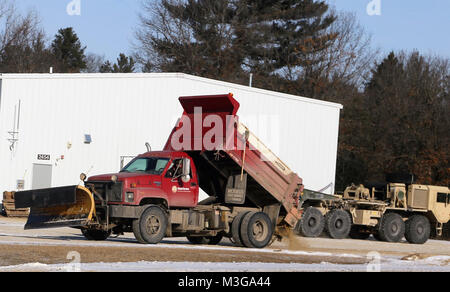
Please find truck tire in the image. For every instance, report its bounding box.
[240,212,273,248]
[132,218,146,244]
[81,228,111,241]
[231,211,250,247]
[137,206,168,244]
[349,226,371,240]
[296,207,325,238]
[378,213,405,243]
[405,215,430,244]
[325,209,351,239]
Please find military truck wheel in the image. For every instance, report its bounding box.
[325,209,351,239]
[81,228,111,241]
[405,215,430,244]
[349,226,371,240]
[297,207,325,238]
[378,213,405,243]
[240,212,273,248]
[231,211,250,247]
[138,206,168,244]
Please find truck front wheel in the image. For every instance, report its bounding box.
[240,212,273,248]
[405,215,430,244]
[325,209,351,239]
[135,206,168,244]
[378,213,405,243]
[296,207,325,238]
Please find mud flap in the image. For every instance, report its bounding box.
[14,185,95,230]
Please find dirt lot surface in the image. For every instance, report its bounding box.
[0,216,449,271]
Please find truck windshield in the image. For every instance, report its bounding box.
[120,157,170,175]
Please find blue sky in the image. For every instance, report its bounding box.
[15,0,450,62]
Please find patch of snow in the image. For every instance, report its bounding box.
[0,259,448,272]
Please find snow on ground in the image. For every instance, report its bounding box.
[0,256,449,272]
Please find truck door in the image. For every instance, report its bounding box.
[434,190,450,223]
[163,158,198,207]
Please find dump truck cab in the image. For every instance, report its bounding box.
[86,151,200,209]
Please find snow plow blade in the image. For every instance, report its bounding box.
[14,186,95,230]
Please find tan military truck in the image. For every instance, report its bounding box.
[296,183,450,244]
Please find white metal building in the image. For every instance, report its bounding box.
[0,73,342,197]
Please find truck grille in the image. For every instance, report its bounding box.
[87,182,123,202]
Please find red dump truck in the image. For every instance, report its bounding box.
[15,94,304,248]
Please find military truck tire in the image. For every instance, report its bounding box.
[240,212,273,248]
[231,211,250,247]
[325,209,351,239]
[138,206,168,244]
[405,215,430,244]
[81,228,111,241]
[297,207,325,238]
[378,213,405,242]
[349,226,371,240]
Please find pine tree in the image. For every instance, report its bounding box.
[51,27,87,73]
[135,0,336,85]
[99,54,135,73]
[112,53,135,73]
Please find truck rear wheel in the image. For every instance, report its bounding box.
[136,206,168,244]
[240,212,273,248]
[378,213,405,243]
[231,211,250,247]
[296,207,325,238]
[405,215,430,244]
[325,209,351,239]
[81,228,111,241]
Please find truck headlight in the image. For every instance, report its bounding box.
[125,192,134,203]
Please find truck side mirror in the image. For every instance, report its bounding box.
[181,158,191,183]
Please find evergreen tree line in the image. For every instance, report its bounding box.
[0,0,448,189]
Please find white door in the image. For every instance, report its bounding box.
[32,164,52,190]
